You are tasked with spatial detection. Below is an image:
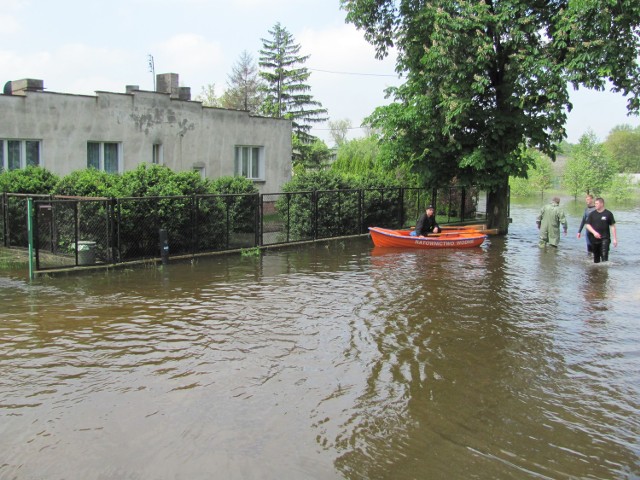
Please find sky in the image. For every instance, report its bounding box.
[2,0,639,146]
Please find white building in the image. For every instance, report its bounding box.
[0,73,292,193]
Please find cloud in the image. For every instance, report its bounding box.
[0,0,29,10]
[299,23,396,73]
[228,0,296,8]
[154,34,224,88]
[0,14,20,34]
[295,23,400,140]
[0,43,138,94]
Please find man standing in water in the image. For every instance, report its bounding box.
[577,194,596,255]
[536,197,568,248]
[586,197,617,264]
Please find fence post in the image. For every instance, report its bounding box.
[114,198,122,263]
[258,194,262,247]
[159,228,169,265]
[254,193,260,247]
[192,195,198,255]
[74,201,79,266]
[1,193,6,247]
[460,187,467,222]
[313,190,318,241]
[357,189,362,234]
[286,193,291,243]
[27,197,34,280]
[400,188,405,228]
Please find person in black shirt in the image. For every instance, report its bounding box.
[585,197,618,264]
[411,205,440,236]
[577,194,596,254]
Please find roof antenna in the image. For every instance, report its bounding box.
[148,54,155,90]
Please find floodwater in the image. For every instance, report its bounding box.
[1,198,639,479]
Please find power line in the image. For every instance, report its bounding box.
[314,126,367,131]
[309,67,398,78]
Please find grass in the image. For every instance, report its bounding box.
[240,246,261,257]
[0,248,30,270]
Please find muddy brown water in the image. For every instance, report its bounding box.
[1,199,639,479]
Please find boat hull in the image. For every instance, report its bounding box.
[368,227,487,249]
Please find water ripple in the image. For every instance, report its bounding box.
[1,205,639,478]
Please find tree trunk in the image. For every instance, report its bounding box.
[486,179,510,235]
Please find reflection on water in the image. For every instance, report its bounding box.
[1,201,639,479]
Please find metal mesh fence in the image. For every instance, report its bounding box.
[35,198,113,269]
[116,196,196,261]
[14,186,483,270]
[362,187,404,230]
[4,193,51,248]
[0,194,5,246]
[435,186,482,224]
[402,188,432,227]
[261,191,315,246]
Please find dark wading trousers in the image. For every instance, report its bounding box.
[592,238,611,263]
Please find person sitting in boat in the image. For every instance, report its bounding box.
[410,205,440,236]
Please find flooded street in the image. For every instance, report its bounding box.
[1,199,639,479]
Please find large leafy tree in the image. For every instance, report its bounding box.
[563,131,617,198]
[259,23,328,148]
[221,51,264,114]
[604,124,640,173]
[341,0,640,233]
[509,150,553,198]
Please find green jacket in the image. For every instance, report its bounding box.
[537,201,568,246]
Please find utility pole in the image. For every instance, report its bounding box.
[148,54,155,90]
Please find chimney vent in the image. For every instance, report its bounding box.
[156,73,179,98]
[179,86,191,101]
[9,78,44,95]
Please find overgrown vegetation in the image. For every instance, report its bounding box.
[0,166,59,194]
[276,169,407,239]
[509,129,636,201]
[341,0,640,233]
[604,125,640,173]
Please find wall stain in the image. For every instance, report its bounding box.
[129,108,194,136]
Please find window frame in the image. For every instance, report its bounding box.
[193,165,205,179]
[234,145,264,181]
[87,141,122,173]
[0,139,41,171]
[152,143,163,165]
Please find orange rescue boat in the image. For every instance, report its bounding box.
[368,227,487,249]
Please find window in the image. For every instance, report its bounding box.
[152,144,163,164]
[26,141,40,167]
[0,139,41,170]
[87,142,121,173]
[234,146,264,180]
[193,165,205,179]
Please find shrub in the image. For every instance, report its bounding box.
[277,170,359,239]
[53,169,122,197]
[209,176,259,235]
[120,164,210,197]
[0,166,59,194]
[210,175,258,195]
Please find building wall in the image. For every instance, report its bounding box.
[0,84,292,193]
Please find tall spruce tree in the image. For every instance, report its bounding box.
[258,22,328,146]
[221,51,264,114]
